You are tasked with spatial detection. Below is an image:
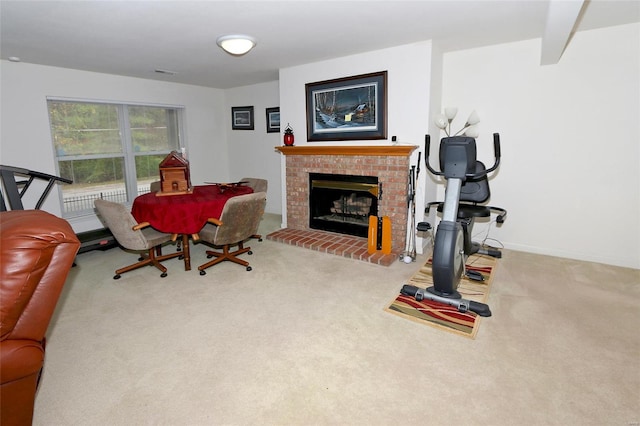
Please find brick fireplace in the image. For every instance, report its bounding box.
[267,145,417,265]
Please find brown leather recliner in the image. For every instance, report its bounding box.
[0,210,80,425]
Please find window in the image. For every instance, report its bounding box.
[47,99,185,217]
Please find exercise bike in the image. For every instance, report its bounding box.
[401,133,505,317]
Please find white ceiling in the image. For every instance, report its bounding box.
[1,0,638,89]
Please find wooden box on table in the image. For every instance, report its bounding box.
[158,151,193,196]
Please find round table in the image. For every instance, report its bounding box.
[131,184,253,270]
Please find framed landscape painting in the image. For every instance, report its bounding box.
[305,71,387,141]
[266,107,280,133]
[232,106,254,130]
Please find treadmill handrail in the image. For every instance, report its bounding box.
[0,165,72,211]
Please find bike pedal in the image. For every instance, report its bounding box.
[417,222,431,232]
[466,270,485,281]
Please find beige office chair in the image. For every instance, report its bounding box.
[241,177,267,194]
[94,199,181,279]
[241,177,268,241]
[197,192,266,275]
[149,180,161,193]
[148,180,186,252]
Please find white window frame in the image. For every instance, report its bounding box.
[47,97,187,218]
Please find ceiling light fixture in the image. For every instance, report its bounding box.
[216,34,256,56]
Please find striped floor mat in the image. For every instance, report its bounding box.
[385,253,497,339]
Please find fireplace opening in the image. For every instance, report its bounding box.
[309,173,378,238]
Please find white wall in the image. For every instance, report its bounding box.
[2,23,637,268]
[0,61,228,233]
[225,81,282,214]
[441,23,640,268]
[426,42,444,218]
[278,41,434,239]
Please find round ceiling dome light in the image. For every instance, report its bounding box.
[216,35,256,56]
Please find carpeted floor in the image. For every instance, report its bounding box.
[33,213,640,425]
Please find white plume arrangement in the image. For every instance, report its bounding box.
[434,107,480,137]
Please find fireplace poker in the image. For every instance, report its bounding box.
[411,152,421,260]
[402,168,412,262]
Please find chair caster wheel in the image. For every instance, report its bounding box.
[246,266,252,271]
[113,274,121,280]
[199,270,206,276]
[179,255,184,260]
[258,238,263,242]
[207,254,213,259]
[248,250,253,255]
[160,272,167,278]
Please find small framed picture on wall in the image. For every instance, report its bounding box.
[232,106,254,130]
[266,107,280,133]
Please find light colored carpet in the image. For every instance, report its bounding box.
[34,213,640,425]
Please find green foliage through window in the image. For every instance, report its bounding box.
[48,100,184,216]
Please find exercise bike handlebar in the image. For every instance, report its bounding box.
[486,133,501,174]
[424,133,502,178]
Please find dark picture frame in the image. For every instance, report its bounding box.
[305,71,387,141]
[266,107,280,133]
[232,106,254,130]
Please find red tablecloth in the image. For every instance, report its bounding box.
[131,185,253,234]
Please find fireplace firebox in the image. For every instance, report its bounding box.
[309,173,378,238]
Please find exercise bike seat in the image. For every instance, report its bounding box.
[426,161,507,223]
[428,203,507,223]
[425,158,506,260]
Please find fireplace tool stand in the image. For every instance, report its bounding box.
[400,152,420,264]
